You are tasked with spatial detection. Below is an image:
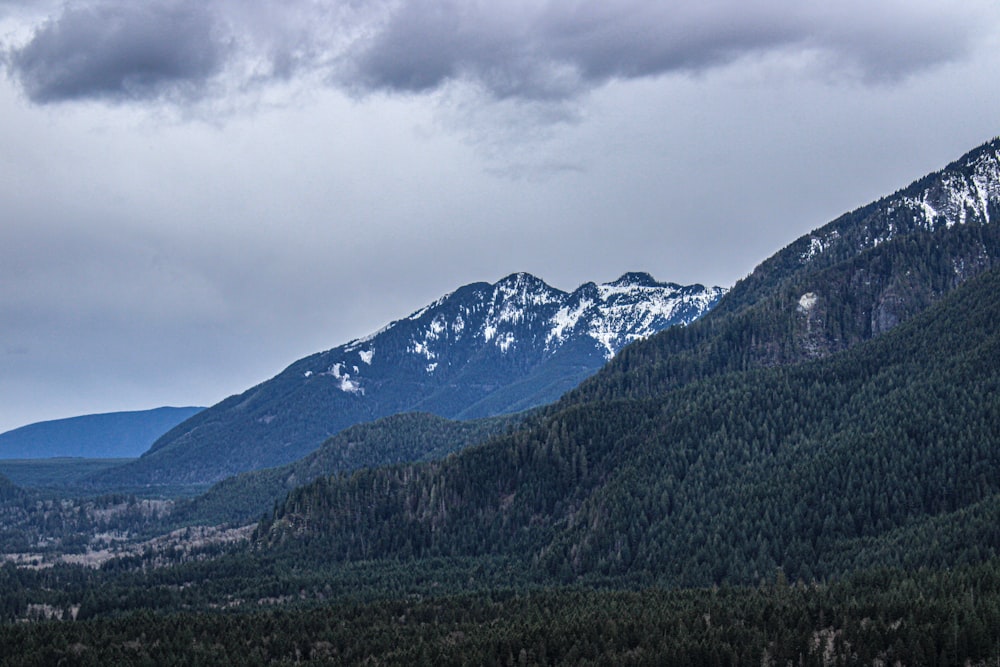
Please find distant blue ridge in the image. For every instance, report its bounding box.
[0,406,205,459]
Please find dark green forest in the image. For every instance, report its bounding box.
[171,411,526,526]
[0,458,135,491]
[0,413,524,555]
[0,473,20,502]
[3,561,1000,665]
[565,217,1000,407]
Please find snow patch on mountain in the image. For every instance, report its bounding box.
[798,292,818,312]
[548,299,594,346]
[408,292,454,321]
[409,340,436,360]
[801,230,840,261]
[890,151,1000,239]
[493,273,563,308]
[497,332,516,353]
[481,273,724,359]
[343,323,390,352]
[328,363,363,394]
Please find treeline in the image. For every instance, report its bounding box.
[0,459,135,492]
[3,559,1000,665]
[0,554,542,623]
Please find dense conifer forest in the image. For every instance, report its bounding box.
[2,560,1000,665]
[170,411,525,527]
[2,244,996,665]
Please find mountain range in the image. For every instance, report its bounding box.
[0,407,204,460]
[255,137,1000,586]
[91,273,723,486]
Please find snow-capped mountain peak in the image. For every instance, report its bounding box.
[305,273,725,401]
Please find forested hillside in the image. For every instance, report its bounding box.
[714,137,999,315]
[259,263,1000,586]
[172,411,525,527]
[253,140,1000,588]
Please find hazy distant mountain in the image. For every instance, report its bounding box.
[93,273,724,486]
[0,407,205,460]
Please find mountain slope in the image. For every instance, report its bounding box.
[564,138,1000,405]
[94,273,722,486]
[0,407,204,460]
[260,260,1000,587]
[717,137,1000,315]
[172,411,525,527]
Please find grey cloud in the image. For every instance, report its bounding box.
[8,0,225,103]
[4,0,995,105]
[345,1,794,98]
[342,0,990,99]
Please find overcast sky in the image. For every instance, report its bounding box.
[2,0,999,433]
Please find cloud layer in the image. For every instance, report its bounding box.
[5,0,993,106]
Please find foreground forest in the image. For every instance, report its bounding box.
[2,560,1000,665]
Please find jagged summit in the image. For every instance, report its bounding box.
[607,272,663,288]
[495,271,556,290]
[98,272,723,486]
[322,273,723,393]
